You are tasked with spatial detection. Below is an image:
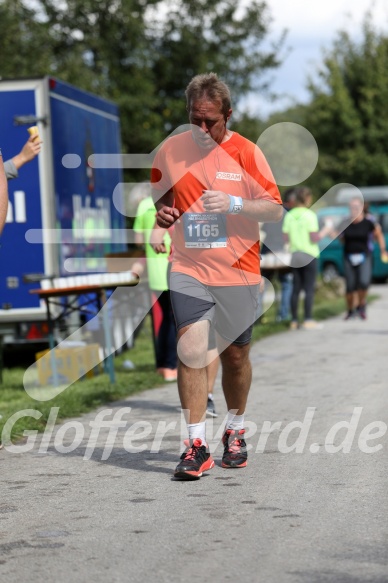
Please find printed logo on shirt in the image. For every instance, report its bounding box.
[215,171,242,182]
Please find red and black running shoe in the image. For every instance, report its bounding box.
[174,439,215,480]
[222,429,248,468]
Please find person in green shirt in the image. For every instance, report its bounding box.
[133,196,177,380]
[282,187,331,330]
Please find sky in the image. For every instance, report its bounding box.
[242,0,388,118]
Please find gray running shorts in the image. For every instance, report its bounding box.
[169,272,259,346]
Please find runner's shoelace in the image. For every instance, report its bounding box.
[228,439,243,454]
[182,438,202,460]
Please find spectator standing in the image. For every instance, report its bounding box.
[133,195,177,381]
[282,187,331,330]
[261,188,297,321]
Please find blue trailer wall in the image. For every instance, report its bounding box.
[0,88,44,310]
[49,78,126,275]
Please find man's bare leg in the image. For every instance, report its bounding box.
[174,320,215,479]
[205,347,220,417]
[177,320,209,424]
[206,348,219,395]
[219,343,252,414]
[219,342,251,468]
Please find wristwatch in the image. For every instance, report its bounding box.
[230,195,243,214]
[232,201,243,214]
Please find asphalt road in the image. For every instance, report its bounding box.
[1,285,388,583]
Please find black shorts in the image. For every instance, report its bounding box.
[344,254,372,293]
[169,272,259,346]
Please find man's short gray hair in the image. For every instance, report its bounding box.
[185,73,232,117]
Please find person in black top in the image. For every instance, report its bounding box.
[334,197,388,319]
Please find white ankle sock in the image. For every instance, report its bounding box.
[208,393,213,401]
[226,412,244,431]
[187,421,207,445]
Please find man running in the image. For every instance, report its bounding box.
[151,73,282,479]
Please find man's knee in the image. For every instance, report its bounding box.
[221,343,250,370]
[177,322,208,368]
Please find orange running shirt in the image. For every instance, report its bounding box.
[151,131,281,286]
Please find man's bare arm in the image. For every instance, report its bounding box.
[152,188,180,227]
[153,189,174,212]
[201,189,282,222]
[240,198,283,222]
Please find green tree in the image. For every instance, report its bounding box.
[304,16,388,194]
[36,0,162,153]
[1,0,284,155]
[0,0,52,78]
[149,0,284,134]
[230,102,307,146]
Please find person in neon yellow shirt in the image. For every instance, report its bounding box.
[282,187,331,330]
[133,196,177,380]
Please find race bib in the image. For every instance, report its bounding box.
[348,253,365,266]
[183,213,227,248]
